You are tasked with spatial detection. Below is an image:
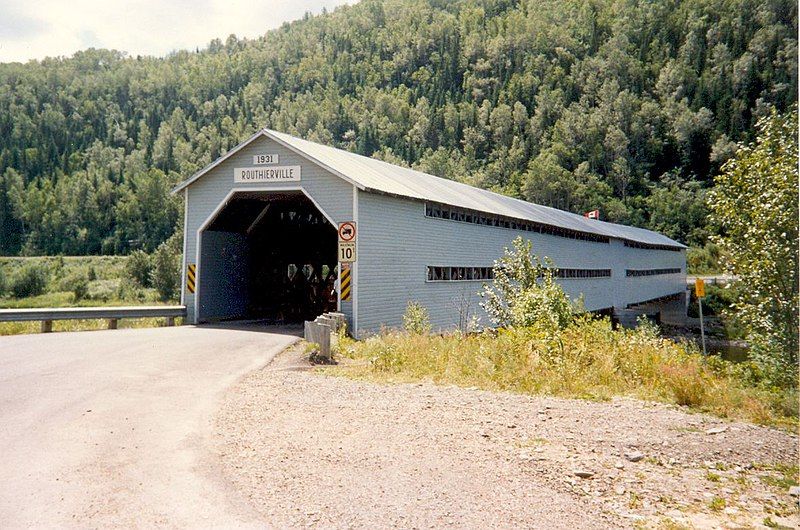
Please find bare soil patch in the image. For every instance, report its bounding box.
[214,346,798,528]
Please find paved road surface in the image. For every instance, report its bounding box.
[0,324,299,528]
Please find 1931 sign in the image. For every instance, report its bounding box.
[253,154,279,165]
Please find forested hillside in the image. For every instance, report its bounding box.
[0,0,796,255]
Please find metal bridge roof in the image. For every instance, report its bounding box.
[174,128,687,249]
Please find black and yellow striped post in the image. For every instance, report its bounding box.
[187,263,196,294]
[340,264,351,302]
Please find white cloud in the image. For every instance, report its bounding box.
[0,0,350,63]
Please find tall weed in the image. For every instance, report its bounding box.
[336,317,796,427]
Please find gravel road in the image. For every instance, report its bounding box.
[0,323,299,528]
[216,346,799,529]
[4,326,793,528]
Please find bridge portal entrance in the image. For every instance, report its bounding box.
[196,190,338,323]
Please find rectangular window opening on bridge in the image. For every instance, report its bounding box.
[424,202,611,244]
[626,268,682,277]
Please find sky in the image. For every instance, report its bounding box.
[0,0,351,63]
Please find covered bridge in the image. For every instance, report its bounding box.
[173,129,687,337]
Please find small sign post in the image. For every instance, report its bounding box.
[338,221,357,263]
[337,222,356,302]
[340,263,352,301]
[338,242,356,262]
[187,263,196,294]
[695,278,707,356]
[338,222,356,242]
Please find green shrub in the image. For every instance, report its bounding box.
[403,301,431,334]
[87,279,119,301]
[480,237,576,333]
[73,278,89,301]
[52,256,65,277]
[59,272,89,301]
[11,264,49,298]
[150,242,179,302]
[115,279,132,301]
[660,360,708,407]
[115,280,156,303]
[687,242,722,275]
[687,284,737,317]
[126,250,152,287]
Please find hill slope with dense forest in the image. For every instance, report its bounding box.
[0,0,796,255]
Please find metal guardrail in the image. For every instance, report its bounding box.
[0,305,186,333]
[686,275,737,286]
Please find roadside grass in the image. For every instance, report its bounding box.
[0,291,74,308]
[756,463,800,490]
[0,287,164,309]
[0,255,127,281]
[330,317,798,428]
[0,256,180,336]
[708,496,726,512]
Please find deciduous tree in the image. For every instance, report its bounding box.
[708,107,799,386]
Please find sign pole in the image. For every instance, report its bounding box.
[695,278,707,356]
[698,296,707,356]
[337,222,356,304]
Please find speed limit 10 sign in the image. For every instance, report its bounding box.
[339,242,356,262]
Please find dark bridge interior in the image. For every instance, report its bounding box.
[199,191,338,323]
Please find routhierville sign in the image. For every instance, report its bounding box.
[234,165,301,183]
